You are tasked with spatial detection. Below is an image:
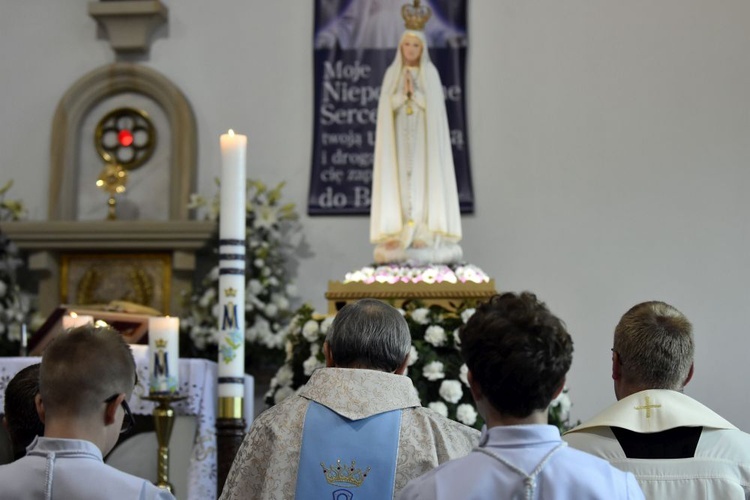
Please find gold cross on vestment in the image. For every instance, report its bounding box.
[634,396,662,418]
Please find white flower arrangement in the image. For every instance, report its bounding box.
[428,401,449,417]
[264,301,578,432]
[438,379,463,404]
[343,264,490,285]
[0,180,30,356]
[182,180,303,369]
[456,403,478,426]
[424,324,447,347]
[422,360,446,381]
[549,386,575,433]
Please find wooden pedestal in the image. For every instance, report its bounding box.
[325,279,497,315]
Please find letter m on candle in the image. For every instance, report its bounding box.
[222,302,239,330]
[154,350,170,378]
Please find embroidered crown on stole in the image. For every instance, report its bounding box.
[320,459,371,487]
[154,338,168,348]
[402,0,431,31]
[224,287,237,297]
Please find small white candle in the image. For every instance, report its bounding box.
[21,324,27,348]
[148,316,180,394]
[62,313,94,330]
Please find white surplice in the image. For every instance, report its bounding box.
[564,389,750,499]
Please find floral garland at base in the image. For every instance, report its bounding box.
[265,302,575,432]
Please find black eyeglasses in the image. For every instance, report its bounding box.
[104,394,136,434]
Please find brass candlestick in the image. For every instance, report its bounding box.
[142,394,187,493]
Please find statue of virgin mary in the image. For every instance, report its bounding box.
[370,2,463,265]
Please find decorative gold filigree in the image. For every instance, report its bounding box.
[402,0,431,31]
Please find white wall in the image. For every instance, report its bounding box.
[2,1,750,430]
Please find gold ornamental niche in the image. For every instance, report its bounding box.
[94,107,157,219]
[0,63,212,318]
[60,252,172,314]
[49,63,197,222]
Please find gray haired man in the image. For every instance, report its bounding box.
[220,299,479,500]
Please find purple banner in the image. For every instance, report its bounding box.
[308,0,473,215]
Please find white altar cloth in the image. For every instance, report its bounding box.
[0,350,254,500]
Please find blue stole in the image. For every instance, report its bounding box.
[295,401,401,500]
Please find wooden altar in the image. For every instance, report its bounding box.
[0,220,215,318]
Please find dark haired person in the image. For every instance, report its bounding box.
[399,292,644,499]
[0,325,174,500]
[565,301,750,498]
[220,298,479,499]
[3,363,44,460]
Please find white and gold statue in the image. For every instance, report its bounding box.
[370,0,463,265]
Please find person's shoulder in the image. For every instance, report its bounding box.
[699,427,750,459]
[0,459,29,495]
[554,447,644,498]
[557,445,634,479]
[252,393,307,426]
[101,462,175,498]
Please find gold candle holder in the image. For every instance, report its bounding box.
[142,393,187,493]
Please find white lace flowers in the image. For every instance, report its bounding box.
[439,380,463,404]
[302,320,321,342]
[424,325,447,347]
[456,403,477,426]
[428,401,449,417]
[422,361,446,381]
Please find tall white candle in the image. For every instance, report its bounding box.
[148,316,180,394]
[62,313,94,330]
[218,129,247,407]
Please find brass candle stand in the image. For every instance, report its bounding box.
[142,393,187,493]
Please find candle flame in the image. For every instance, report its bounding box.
[228,129,235,136]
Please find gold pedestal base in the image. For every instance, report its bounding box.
[325,279,497,315]
[142,394,187,494]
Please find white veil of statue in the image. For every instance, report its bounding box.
[370,19,463,265]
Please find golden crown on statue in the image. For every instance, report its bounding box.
[320,459,371,488]
[224,287,237,297]
[402,0,431,31]
[155,338,168,349]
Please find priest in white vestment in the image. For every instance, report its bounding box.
[564,301,750,499]
[370,21,463,264]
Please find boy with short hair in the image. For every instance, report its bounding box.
[398,292,644,499]
[0,324,173,499]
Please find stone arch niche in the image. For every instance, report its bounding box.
[49,62,196,220]
[2,63,215,317]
